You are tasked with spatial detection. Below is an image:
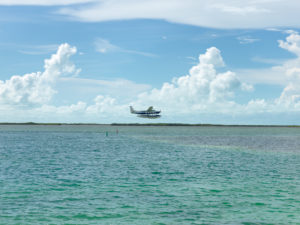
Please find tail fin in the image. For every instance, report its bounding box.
[130,106,135,113]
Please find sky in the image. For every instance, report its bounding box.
[1,0,300,124]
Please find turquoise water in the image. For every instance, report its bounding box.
[0,125,299,224]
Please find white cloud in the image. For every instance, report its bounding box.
[57,0,300,29]
[210,3,270,15]
[134,47,252,114]
[86,95,116,114]
[129,33,300,119]
[278,31,300,56]
[2,33,300,124]
[0,43,151,122]
[246,99,268,113]
[265,28,282,32]
[40,101,87,115]
[1,44,255,122]
[237,36,260,44]
[28,96,128,123]
[2,0,300,30]
[236,31,300,86]
[240,31,300,110]
[275,32,300,107]
[199,47,225,67]
[94,38,156,57]
[0,43,78,106]
[95,38,120,53]
[2,0,300,29]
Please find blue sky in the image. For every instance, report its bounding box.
[1,0,300,124]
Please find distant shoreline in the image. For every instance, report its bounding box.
[0,122,299,127]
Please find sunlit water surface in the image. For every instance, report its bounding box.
[0,125,299,224]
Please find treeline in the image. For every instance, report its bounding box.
[111,123,300,127]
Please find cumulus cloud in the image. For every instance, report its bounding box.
[29,95,128,122]
[127,35,300,119]
[57,0,300,29]
[135,47,253,114]
[1,45,255,121]
[38,101,87,115]
[2,33,300,124]
[0,43,78,106]
[275,31,300,108]
[86,95,116,114]
[278,31,300,56]
[199,47,225,67]
[237,31,300,112]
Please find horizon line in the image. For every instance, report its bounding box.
[0,122,299,127]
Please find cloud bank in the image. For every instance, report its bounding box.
[1,32,300,124]
[1,0,300,29]
[277,31,300,108]
[135,47,253,114]
[0,43,78,106]
[56,0,300,29]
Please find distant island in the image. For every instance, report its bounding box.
[0,122,299,127]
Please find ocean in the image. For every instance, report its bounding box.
[0,125,299,224]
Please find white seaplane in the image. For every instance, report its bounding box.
[130,106,161,119]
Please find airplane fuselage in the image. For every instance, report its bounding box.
[130,106,161,119]
[134,110,161,115]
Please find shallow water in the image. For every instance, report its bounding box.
[0,125,299,224]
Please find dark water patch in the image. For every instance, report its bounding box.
[209,189,222,193]
[152,171,163,175]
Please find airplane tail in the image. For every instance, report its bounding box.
[146,106,153,112]
[130,106,135,114]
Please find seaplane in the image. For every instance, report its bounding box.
[130,106,161,119]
